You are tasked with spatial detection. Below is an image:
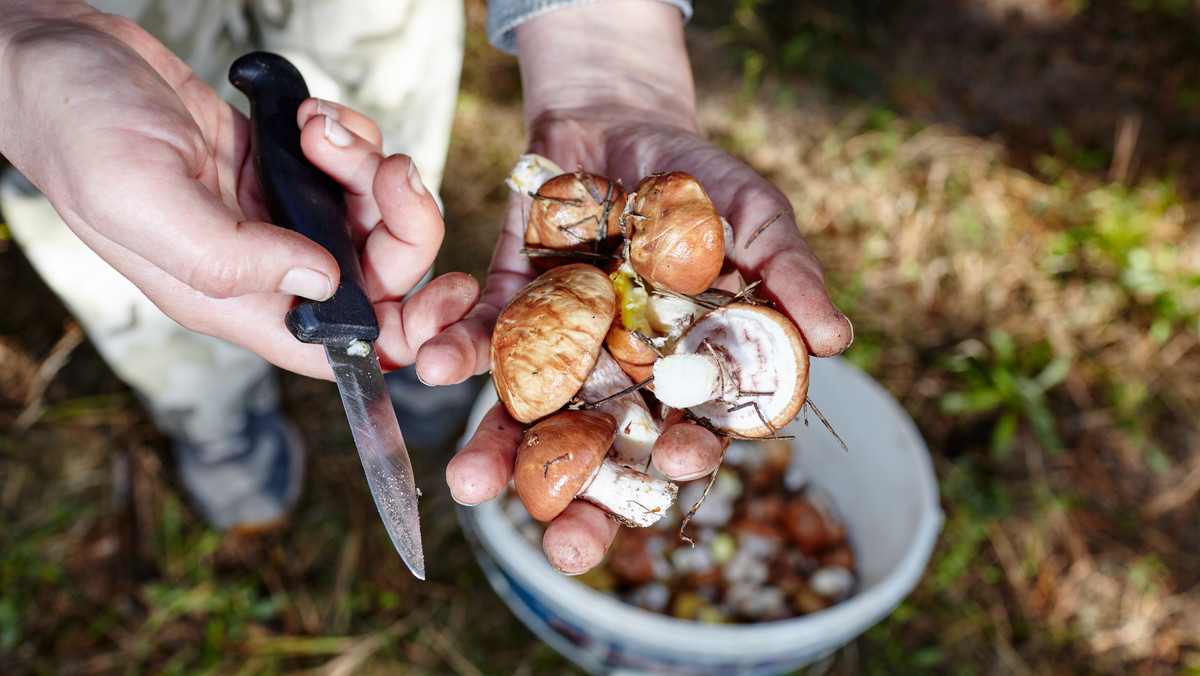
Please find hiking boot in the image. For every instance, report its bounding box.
[171,399,306,533]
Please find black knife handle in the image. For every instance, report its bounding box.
[229,51,379,344]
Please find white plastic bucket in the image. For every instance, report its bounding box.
[456,356,943,675]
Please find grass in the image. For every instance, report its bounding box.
[3,0,1200,673]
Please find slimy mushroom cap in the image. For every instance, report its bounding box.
[513,409,617,521]
[491,263,618,423]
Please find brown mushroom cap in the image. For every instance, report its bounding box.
[513,409,618,521]
[604,323,657,383]
[525,172,626,270]
[626,172,725,296]
[491,263,618,423]
[673,303,810,437]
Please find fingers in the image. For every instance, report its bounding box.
[298,107,385,238]
[542,501,620,575]
[74,97,391,305]
[535,420,722,575]
[759,248,854,357]
[374,271,480,370]
[731,201,852,357]
[446,401,524,506]
[299,105,447,308]
[414,196,536,385]
[75,155,342,302]
[447,399,619,576]
[710,173,853,358]
[412,271,528,385]
[414,304,497,385]
[365,155,444,300]
[297,98,383,150]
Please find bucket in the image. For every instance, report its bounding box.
[456,356,943,675]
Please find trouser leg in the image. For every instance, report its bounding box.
[0,170,276,449]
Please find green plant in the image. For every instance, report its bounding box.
[938,330,1072,458]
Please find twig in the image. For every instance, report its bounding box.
[804,397,848,452]
[12,321,85,434]
[744,210,788,249]
[574,375,654,410]
[1143,454,1200,517]
[518,247,610,261]
[1108,113,1142,184]
[678,443,730,546]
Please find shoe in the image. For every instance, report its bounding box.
[172,404,306,533]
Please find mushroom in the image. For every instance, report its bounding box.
[491,263,617,423]
[505,153,564,194]
[651,303,810,438]
[624,171,725,296]
[514,409,678,527]
[604,322,658,384]
[524,171,626,269]
[575,348,660,465]
[605,259,709,383]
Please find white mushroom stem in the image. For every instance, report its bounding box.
[577,459,679,527]
[578,350,660,465]
[651,352,727,409]
[645,292,707,348]
[505,153,564,194]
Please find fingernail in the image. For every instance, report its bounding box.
[315,98,338,121]
[414,367,433,386]
[844,313,855,348]
[669,468,714,482]
[324,116,353,147]
[407,159,427,197]
[279,267,333,301]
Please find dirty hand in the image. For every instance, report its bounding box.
[0,1,476,380]
[427,1,851,574]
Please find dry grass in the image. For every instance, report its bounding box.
[3,0,1200,674]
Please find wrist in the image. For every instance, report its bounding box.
[514,1,697,133]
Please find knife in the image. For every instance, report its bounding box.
[229,51,425,580]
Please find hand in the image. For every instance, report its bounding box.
[0,2,477,380]
[430,1,851,574]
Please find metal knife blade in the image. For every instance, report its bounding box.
[229,51,425,578]
[328,340,425,579]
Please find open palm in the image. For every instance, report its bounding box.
[436,103,851,574]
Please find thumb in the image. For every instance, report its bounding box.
[85,172,340,301]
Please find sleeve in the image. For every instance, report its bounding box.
[486,0,694,55]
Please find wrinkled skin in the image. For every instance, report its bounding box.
[431,2,852,575]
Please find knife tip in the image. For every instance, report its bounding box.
[407,557,426,581]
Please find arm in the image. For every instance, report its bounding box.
[434,1,851,574]
[0,0,476,379]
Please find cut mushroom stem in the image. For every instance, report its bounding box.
[651,352,725,409]
[653,303,810,438]
[514,410,677,528]
[577,458,678,527]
